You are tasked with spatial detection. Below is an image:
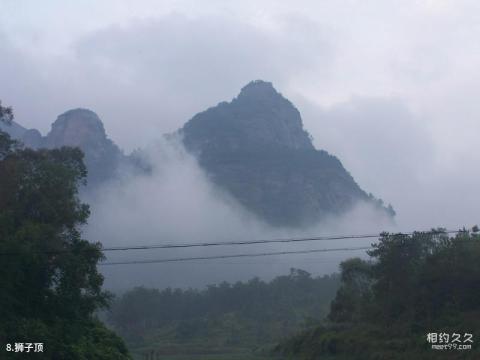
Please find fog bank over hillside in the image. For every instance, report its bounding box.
[84,138,397,290]
[3,0,480,289]
[299,96,480,231]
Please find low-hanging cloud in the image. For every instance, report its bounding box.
[2,1,479,289]
[299,96,479,230]
[0,14,331,151]
[83,137,396,290]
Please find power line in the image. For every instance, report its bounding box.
[99,229,461,252]
[0,229,464,256]
[99,245,373,266]
[100,233,386,251]
[99,229,472,266]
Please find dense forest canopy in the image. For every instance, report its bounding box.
[277,229,480,359]
[108,269,340,357]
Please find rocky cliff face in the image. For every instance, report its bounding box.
[1,109,124,186]
[180,80,394,227]
[21,129,43,149]
[43,109,124,185]
[182,80,314,154]
[45,109,108,148]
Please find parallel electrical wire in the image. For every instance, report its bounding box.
[100,229,461,251]
[99,229,471,266]
[98,230,472,266]
[99,246,373,266]
[0,229,463,256]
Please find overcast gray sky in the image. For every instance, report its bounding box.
[1,0,479,233]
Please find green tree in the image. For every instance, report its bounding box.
[0,101,18,158]
[0,102,130,359]
[277,229,480,359]
[0,100,14,124]
[329,258,373,323]
[367,231,437,323]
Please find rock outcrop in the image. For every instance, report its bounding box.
[1,109,124,186]
[44,109,124,185]
[179,80,394,227]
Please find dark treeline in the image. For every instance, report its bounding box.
[277,229,480,359]
[0,102,130,359]
[108,270,340,352]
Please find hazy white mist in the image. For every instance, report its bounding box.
[1,0,479,288]
[85,138,396,289]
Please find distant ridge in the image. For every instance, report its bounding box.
[2,81,394,227]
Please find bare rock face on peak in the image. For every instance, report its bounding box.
[183,80,314,153]
[21,129,43,149]
[2,109,124,187]
[180,80,394,227]
[45,109,109,148]
[43,109,124,185]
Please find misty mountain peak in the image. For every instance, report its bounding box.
[179,80,394,227]
[44,108,124,185]
[45,108,107,148]
[4,108,125,186]
[237,80,278,100]
[181,80,314,153]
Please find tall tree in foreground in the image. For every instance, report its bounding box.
[0,102,130,359]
